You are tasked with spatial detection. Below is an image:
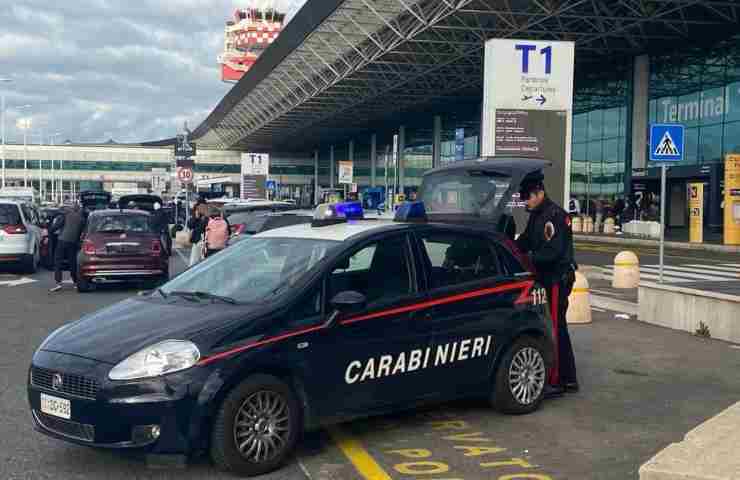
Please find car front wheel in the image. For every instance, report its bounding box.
[210,374,301,477]
[491,336,547,414]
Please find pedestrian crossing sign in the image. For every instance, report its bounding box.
[650,124,684,162]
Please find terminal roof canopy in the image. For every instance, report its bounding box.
[193,0,740,152]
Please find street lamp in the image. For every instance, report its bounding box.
[0,77,12,189]
[49,132,61,203]
[15,105,32,188]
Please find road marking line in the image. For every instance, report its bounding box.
[328,426,392,480]
[592,306,606,312]
[601,267,690,283]
[637,266,734,281]
[684,264,740,274]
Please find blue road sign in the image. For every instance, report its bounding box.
[266,180,276,191]
[650,124,684,162]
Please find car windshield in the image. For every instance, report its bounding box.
[0,204,21,226]
[227,211,259,225]
[161,237,338,304]
[89,214,153,233]
[420,171,512,217]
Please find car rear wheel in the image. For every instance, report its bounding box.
[76,275,94,293]
[210,375,301,477]
[23,247,39,274]
[491,336,547,415]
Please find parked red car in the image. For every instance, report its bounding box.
[76,209,168,292]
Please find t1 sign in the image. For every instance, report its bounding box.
[515,44,552,74]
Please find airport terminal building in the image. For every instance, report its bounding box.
[3,2,739,237]
[189,0,740,236]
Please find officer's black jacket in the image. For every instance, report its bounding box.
[515,197,576,285]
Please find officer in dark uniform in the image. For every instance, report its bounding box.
[515,170,579,397]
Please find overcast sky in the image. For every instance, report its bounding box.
[0,0,306,145]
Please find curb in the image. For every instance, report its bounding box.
[575,234,740,254]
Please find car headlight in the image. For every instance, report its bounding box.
[108,340,200,381]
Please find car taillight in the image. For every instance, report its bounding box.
[2,224,27,234]
[82,240,96,255]
[151,239,162,255]
[233,224,246,235]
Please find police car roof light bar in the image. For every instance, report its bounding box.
[394,201,428,223]
[312,201,364,227]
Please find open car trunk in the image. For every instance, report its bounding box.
[418,157,552,237]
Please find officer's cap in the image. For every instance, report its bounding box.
[518,170,545,199]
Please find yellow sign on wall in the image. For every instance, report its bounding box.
[688,182,703,243]
[726,154,740,245]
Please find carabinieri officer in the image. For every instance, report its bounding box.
[515,171,579,397]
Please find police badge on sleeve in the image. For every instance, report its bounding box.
[544,221,555,241]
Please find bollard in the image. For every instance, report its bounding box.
[603,217,615,234]
[572,216,583,233]
[612,250,639,288]
[567,272,592,324]
[583,216,594,233]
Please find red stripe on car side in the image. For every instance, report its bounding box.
[197,279,535,365]
[340,280,534,325]
[197,324,326,366]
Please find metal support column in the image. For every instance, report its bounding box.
[347,139,354,198]
[398,126,405,195]
[370,134,377,187]
[313,149,319,205]
[329,145,335,189]
[433,116,441,169]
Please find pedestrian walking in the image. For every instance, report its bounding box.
[152,202,172,256]
[49,203,85,292]
[203,206,230,259]
[187,204,208,267]
[515,170,579,398]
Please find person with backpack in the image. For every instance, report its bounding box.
[203,205,230,259]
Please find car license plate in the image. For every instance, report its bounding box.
[40,393,71,419]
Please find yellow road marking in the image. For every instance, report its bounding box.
[328,426,393,480]
[571,288,589,293]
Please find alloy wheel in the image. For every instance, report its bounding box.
[233,390,291,463]
[508,347,546,405]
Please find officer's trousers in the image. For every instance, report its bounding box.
[546,272,578,386]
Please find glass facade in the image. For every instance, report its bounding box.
[570,60,632,203]
[648,34,740,166]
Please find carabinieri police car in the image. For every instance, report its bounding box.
[28,158,554,477]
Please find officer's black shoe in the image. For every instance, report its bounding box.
[564,382,580,393]
[544,385,565,399]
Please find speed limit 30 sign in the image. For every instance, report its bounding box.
[177,167,193,184]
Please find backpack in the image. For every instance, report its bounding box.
[205,216,229,250]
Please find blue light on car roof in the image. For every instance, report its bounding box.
[334,201,364,220]
[394,201,427,223]
[312,201,364,226]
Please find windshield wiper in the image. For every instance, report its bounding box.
[156,288,168,298]
[167,290,202,302]
[170,290,238,304]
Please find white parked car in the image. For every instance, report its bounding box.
[0,201,43,273]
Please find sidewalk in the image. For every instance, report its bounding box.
[575,233,740,254]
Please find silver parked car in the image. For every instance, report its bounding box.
[0,201,42,273]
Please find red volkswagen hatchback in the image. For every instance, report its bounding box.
[76,209,169,292]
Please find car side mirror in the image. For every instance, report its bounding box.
[326,290,367,327]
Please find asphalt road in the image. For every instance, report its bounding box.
[1,250,739,479]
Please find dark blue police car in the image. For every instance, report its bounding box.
[28,159,555,477]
